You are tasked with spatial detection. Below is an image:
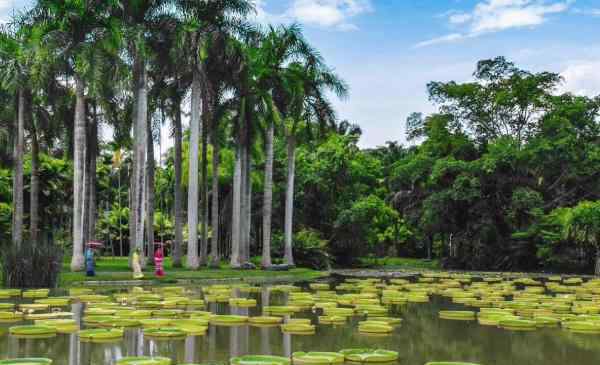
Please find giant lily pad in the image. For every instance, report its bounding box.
[339,349,399,363]
[0,358,53,365]
[79,328,124,341]
[231,355,290,365]
[292,352,344,365]
[116,357,171,365]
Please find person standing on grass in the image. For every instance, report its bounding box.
[154,244,165,277]
[132,247,144,279]
[85,245,95,277]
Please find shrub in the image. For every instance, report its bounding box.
[271,229,330,270]
[1,237,63,288]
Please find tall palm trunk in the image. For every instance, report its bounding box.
[71,76,87,271]
[209,126,220,267]
[12,88,25,248]
[172,100,184,267]
[283,135,296,266]
[261,121,274,268]
[146,114,155,263]
[230,143,242,268]
[30,114,40,245]
[239,142,248,263]
[87,106,98,242]
[187,68,201,269]
[199,114,209,265]
[230,97,246,268]
[132,56,148,267]
[242,145,252,263]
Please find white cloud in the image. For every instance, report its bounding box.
[417,0,573,47]
[415,33,467,48]
[558,60,600,97]
[251,0,373,31]
[449,13,472,25]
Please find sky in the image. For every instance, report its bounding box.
[3,0,600,148]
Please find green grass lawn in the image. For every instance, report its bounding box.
[358,257,440,270]
[59,256,327,286]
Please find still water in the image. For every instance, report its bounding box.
[0,285,599,365]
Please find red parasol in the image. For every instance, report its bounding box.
[86,240,104,249]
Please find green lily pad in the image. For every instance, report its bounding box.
[0,358,53,365]
[143,327,186,339]
[116,357,171,365]
[339,349,399,363]
[231,355,290,365]
[9,325,56,337]
[292,352,345,365]
[79,328,124,341]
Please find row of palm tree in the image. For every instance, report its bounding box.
[1,0,347,271]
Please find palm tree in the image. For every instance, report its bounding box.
[275,58,348,266]
[118,0,174,266]
[147,14,189,267]
[175,0,254,268]
[36,0,121,270]
[0,21,36,248]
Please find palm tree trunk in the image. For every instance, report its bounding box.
[209,127,220,267]
[117,165,123,256]
[172,100,184,267]
[239,143,248,263]
[283,135,296,266]
[88,106,98,242]
[261,121,274,268]
[30,114,40,245]
[12,89,25,248]
[200,114,209,265]
[230,143,242,268]
[71,76,86,271]
[146,114,155,264]
[187,68,201,269]
[242,145,252,263]
[132,56,147,267]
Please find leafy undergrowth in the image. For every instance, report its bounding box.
[59,256,327,286]
[359,257,440,270]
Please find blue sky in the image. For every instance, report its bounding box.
[254,0,600,147]
[3,0,600,148]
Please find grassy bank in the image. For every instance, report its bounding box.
[359,257,440,270]
[59,257,327,286]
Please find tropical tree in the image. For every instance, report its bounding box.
[274,56,348,266]
[550,201,600,275]
[0,22,33,248]
[36,0,121,270]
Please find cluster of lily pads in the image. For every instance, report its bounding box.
[231,348,399,365]
[11,273,600,364]
[416,273,600,334]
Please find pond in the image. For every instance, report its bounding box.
[0,275,599,365]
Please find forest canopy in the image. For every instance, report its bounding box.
[0,1,598,276]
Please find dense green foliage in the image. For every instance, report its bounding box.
[0,0,597,275]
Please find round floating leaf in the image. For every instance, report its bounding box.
[9,325,56,337]
[116,357,171,365]
[231,355,290,365]
[143,327,186,339]
[0,358,53,365]
[79,328,124,341]
[292,352,344,365]
[339,349,399,363]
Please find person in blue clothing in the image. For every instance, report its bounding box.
[85,245,95,277]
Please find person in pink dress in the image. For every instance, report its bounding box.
[154,245,165,277]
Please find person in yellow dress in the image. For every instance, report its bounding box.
[132,247,144,279]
